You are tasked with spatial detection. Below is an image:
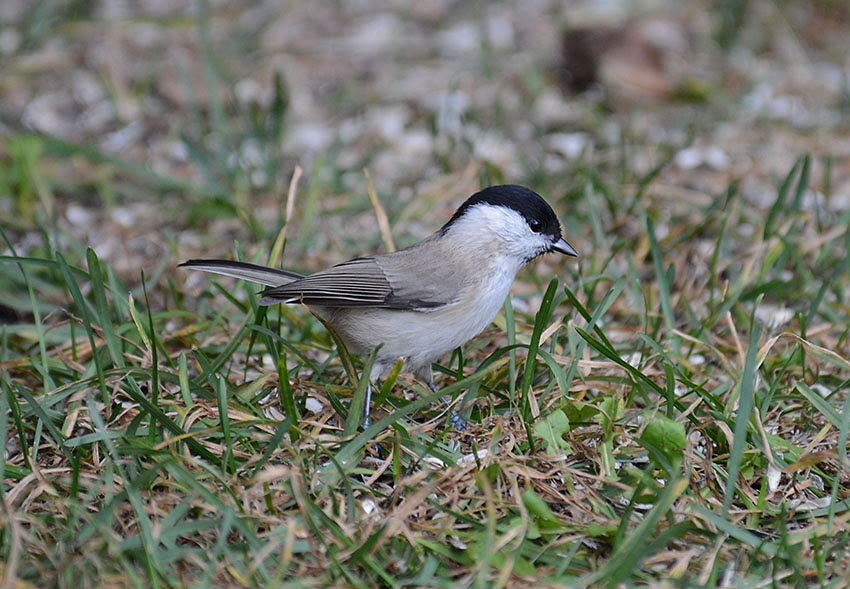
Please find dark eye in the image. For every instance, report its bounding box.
[528,218,543,233]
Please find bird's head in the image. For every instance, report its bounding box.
[440,185,577,264]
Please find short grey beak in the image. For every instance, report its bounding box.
[552,237,578,257]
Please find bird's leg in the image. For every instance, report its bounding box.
[362,380,373,429]
[430,380,467,431]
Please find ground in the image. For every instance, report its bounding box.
[2,0,850,586]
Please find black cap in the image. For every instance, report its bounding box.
[440,185,563,242]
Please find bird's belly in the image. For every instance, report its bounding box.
[325,270,514,376]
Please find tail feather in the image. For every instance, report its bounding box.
[178,259,304,287]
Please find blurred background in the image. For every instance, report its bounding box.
[2,0,848,290]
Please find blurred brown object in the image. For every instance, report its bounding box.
[559,18,691,103]
[558,26,620,93]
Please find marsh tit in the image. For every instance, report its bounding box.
[180,184,577,428]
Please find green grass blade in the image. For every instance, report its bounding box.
[519,278,559,420]
[12,381,71,460]
[277,353,300,442]
[722,316,761,517]
[647,217,678,353]
[55,252,109,403]
[86,248,125,369]
[586,476,689,586]
[763,156,802,240]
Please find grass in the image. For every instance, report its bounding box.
[3,2,850,587]
[4,148,850,586]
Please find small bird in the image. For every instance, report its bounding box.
[180,184,577,428]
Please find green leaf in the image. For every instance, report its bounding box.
[562,399,599,424]
[599,396,623,440]
[640,414,686,467]
[522,487,560,527]
[533,409,572,455]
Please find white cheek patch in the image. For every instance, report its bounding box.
[450,205,547,259]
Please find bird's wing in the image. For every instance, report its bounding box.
[373,245,468,309]
[258,249,464,310]
[179,259,304,287]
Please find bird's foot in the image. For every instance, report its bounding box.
[449,409,467,431]
[440,393,468,431]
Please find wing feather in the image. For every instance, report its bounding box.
[258,254,454,309]
[258,257,394,307]
[179,259,303,287]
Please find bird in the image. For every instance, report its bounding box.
[179,184,577,429]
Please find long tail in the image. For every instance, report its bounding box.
[178,259,304,287]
